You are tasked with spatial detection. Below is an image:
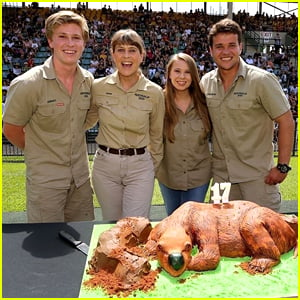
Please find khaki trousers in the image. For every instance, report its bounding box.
[26,179,94,223]
[212,175,281,212]
[92,147,155,221]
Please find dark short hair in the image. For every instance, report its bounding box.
[208,18,242,47]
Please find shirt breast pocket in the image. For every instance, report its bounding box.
[97,96,120,122]
[130,100,153,130]
[77,98,91,110]
[36,102,66,132]
[206,98,222,109]
[38,102,66,116]
[190,119,207,145]
[227,99,254,110]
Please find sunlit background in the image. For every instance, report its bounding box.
[2,2,298,17]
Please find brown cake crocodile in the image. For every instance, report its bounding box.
[145,200,298,276]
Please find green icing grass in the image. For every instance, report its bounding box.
[79,224,298,298]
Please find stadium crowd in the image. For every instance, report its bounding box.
[2,4,298,118]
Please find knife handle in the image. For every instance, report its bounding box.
[59,230,81,247]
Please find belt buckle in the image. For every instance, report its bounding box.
[119,148,126,155]
[123,148,134,155]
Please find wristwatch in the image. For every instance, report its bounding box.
[276,163,292,174]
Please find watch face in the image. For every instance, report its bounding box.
[277,164,291,173]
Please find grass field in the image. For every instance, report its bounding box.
[2,156,298,213]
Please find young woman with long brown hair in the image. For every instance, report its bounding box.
[157,53,212,215]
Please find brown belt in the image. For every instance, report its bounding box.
[99,145,146,156]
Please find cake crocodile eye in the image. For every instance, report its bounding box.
[157,244,164,252]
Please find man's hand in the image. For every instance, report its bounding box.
[264,167,288,185]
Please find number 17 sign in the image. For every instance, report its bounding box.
[211,182,231,204]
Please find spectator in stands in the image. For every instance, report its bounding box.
[12,63,22,76]
[274,32,282,52]
[245,54,254,65]
[5,70,17,85]
[87,62,97,75]
[85,29,165,221]
[200,18,295,212]
[151,71,162,86]
[157,53,212,215]
[3,10,94,223]
[2,89,7,115]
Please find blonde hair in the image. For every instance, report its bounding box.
[45,10,89,43]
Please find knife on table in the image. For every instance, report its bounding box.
[59,230,89,255]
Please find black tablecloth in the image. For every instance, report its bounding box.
[2,221,100,298]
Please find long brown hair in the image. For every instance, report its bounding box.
[164,53,211,142]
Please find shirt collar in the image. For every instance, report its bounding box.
[42,57,56,79]
[237,57,247,79]
[214,57,246,82]
[107,70,149,91]
[42,56,89,82]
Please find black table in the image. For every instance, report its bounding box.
[2,221,100,298]
[3,220,298,298]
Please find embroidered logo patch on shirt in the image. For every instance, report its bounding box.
[135,93,150,100]
[233,92,247,97]
[80,92,90,98]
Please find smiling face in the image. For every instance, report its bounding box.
[111,44,144,79]
[209,32,242,73]
[168,58,192,92]
[47,23,85,67]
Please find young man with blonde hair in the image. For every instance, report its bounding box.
[3,10,95,222]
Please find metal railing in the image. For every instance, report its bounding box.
[2,121,298,161]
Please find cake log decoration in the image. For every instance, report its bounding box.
[88,217,152,284]
[85,217,159,296]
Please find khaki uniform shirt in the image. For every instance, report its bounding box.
[200,58,290,183]
[86,71,165,171]
[3,57,93,188]
[156,103,212,190]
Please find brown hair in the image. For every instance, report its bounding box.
[45,10,89,43]
[110,29,145,56]
[208,18,242,47]
[164,53,211,143]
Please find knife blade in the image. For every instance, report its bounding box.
[59,230,89,255]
